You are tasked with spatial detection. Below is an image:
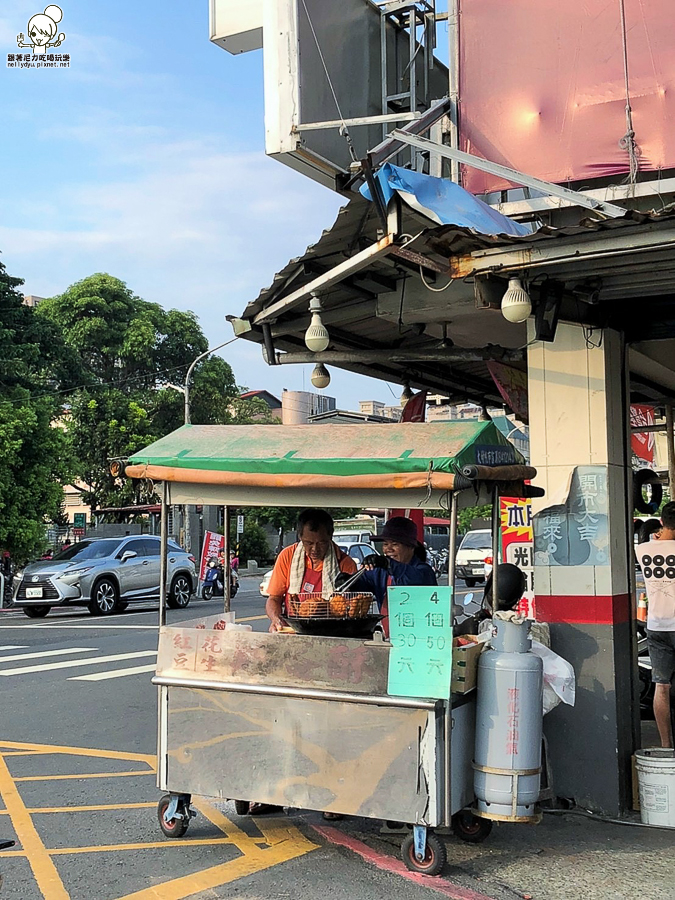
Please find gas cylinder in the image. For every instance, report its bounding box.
[473,617,543,821]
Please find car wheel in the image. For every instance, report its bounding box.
[23,605,51,618]
[115,601,129,613]
[465,578,477,588]
[167,575,191,609]
[88,578,119,616]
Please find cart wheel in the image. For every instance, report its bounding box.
[401,832,447,876]
[234,800,250,816]
[451,810,493,843]
[157,795,189,838]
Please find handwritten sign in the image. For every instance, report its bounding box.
[387,586,453,700]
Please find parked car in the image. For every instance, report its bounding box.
[455,529,492,587]
[12,536,197,618]
[335,541,375,564]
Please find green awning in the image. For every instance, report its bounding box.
[126,421,523,490]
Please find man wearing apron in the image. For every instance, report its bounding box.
[265,508,356,632]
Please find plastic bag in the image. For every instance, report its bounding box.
[531,640,576,715]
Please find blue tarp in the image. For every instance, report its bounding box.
[361,163,532,238]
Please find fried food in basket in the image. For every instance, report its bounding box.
[297,597,328,617]
[286,594,301,616]
[348,593,372,617]
[329,594,349,617]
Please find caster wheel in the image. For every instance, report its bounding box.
[451,810,493,843]
[158,794,189,838]
[401,832,447,876]
[234,800,250,816]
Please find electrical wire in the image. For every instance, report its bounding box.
[419,265,454,292]
[618,0,640,185]
[1,337,241,406]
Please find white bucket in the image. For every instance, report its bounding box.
[635,748,675,827]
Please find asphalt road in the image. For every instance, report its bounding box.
[0,577,513,900]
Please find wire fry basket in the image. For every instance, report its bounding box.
[287,591,376,620]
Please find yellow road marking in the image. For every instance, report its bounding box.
[0,740,156,767]
[0,802,157,814]
[0,753,69,899]
[114,802,318,900]
[237,615,266,622]
[14,769,153,781]
[50,837,236,855]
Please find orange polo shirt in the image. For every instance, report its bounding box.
[267,542,356,598]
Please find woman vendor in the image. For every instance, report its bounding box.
[359,516,437,637]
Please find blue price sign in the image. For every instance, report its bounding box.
[387,585,453,700]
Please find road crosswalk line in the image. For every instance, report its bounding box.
[0,650,157,677]
[0,648,96,663]
[69,663,158,682]
[0,645,28,651]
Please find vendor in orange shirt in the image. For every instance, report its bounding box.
[266,508,357,632]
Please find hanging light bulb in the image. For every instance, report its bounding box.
[501,277,532,324]
[304,293,330,352]
[310,362,331,389]
[400,381,413,406]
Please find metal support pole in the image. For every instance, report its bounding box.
[159,482,169,629]
[447,0,460,183]
[667,404,675,500]
[491,487,500,612]
[443,489,459,827]
[223,506,231,614]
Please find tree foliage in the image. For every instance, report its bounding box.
[38,273,275,511]
[0,262,75,561]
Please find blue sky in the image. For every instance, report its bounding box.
[0,0,412,408]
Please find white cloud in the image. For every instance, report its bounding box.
[0,124,397,404]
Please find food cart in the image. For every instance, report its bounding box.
[123,420,539,875]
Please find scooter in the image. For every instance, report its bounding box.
[202,557,239,601]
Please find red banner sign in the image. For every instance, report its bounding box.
[630,405,655,465]
[199,530,224,581]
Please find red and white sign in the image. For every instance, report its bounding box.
[500,497,535,619]
[199,530,224,582]
[630,404,655,466]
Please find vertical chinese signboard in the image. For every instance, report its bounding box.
[387,586,454,699]
[500,498,535,618]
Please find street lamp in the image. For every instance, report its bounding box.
[165,338,238,554]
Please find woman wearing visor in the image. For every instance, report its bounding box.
[358,516,437,638]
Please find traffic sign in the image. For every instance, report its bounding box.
[237,515,245,534]
[73,513,86,528]
[73,527,85,538]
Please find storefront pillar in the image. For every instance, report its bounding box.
[528,323,639,815]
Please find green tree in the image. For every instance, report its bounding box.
[38,273,275,510]
[0,261,75,561]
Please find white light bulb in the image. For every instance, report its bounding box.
[304,295,330,352]
[501,277,532,324]
[310,363,331,389]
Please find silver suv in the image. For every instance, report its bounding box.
[12,536,197,619]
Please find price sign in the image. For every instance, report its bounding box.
[237,515,244,535]
[387,585,453,700]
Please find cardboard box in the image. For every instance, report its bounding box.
[452,636,482,694]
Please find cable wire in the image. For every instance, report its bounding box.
[618,0,640,185]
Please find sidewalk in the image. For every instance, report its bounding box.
[319,806,674,900]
